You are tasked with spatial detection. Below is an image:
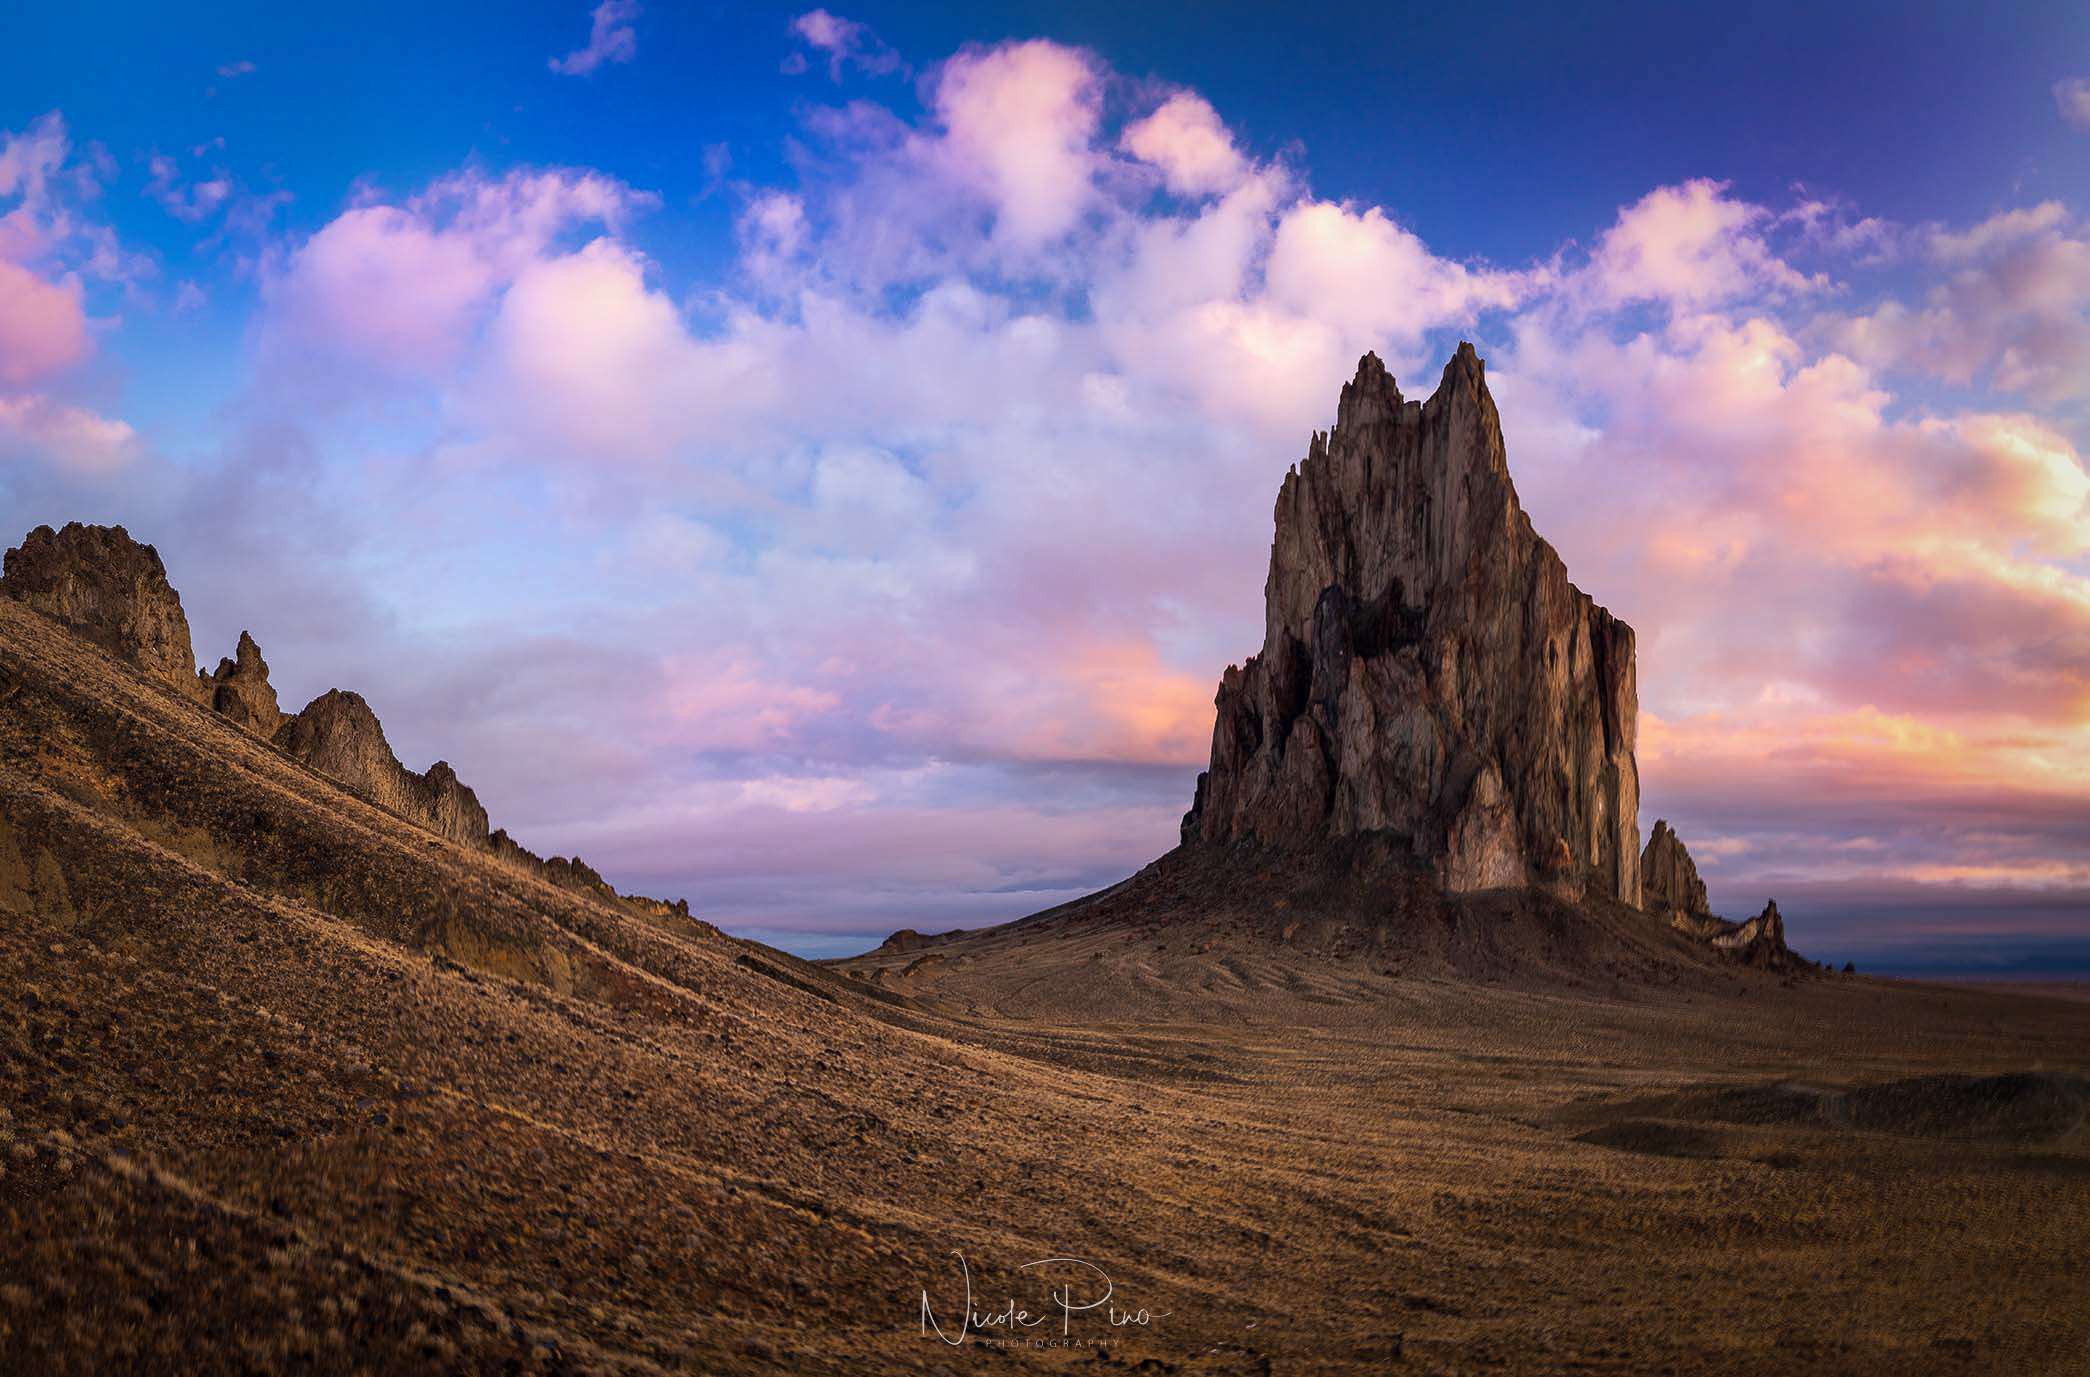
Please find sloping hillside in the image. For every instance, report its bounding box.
[6,586,2090,1375]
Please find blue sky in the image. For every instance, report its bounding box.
[4,2,2090,969]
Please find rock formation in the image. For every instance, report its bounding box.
[1181,346,1642,904]
[0,523,200,697]
[1640,819,1710,916]
[203,631,287,735]
[1716,899,1793,968]
[3,520,701,922]
[275,690,491,846]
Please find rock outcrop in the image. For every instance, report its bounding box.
[1182,346,1642,904]
[276,690,491,846]
[1669,898,1807,971]
[1716,899,1793,968]
[1640,819,1710,916]
[0,523,200,697]
[203,631,286,735]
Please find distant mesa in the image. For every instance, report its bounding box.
[1181,346,1641,906]
[0,520,690,919]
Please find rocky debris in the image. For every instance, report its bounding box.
[1182,346,1641,904]
[275,690,491,847]
[0,523,200,697]
[202,631,286,735]
[1640,820,1710,916]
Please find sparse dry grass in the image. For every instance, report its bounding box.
[3,597,2088,1375]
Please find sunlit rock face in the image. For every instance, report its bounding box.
[1182,345,1643,905]
[276,689,492,847]
[0,523,202,699]
[1640,819,1710,916]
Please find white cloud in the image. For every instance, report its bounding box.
[549,0,639,77]
[2055,77,2090,130]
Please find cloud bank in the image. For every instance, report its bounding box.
[5,22,2088,959]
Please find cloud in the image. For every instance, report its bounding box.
[1831,202,2090,402]
[0,258,89,384]
[788,9,902,80]
[215,60,256,79]
[0,112,153,289]
[154,36,2088,945]
[2056,77,2090,130]
[0,394,136,473]
[1265,200,1532,343]
[261,168,646,382]
[932,40,1103,250]
[1121,92,1248,198]
[1580,178,1820,308]
[145,153,233,223]
[549,0,639,77]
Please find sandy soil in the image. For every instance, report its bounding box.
[4,597,2088,1375]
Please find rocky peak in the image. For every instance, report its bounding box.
[1640,819,1710,915]
[276,689,490,847]
[1714,899,1803,971]
[0,523,201,697]
[1183,345,1642,904]
[204,631,286,735]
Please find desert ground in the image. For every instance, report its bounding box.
[4,592,2089,1375]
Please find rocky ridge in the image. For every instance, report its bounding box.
[0,522,682,916]
[1182,346,1642,905]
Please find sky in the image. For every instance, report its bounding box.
[3,2,2088,971]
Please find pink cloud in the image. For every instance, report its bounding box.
[0,258,89,384]
[0,393,136,473]
[263,169,645,381]
[1582,178,1820,308]
[1832,203,2090,402]
[1121,93,1248,198]
[932,40,1102,249]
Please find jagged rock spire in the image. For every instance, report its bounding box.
[1182,345,1643,905]
[1641,819,1710,915]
